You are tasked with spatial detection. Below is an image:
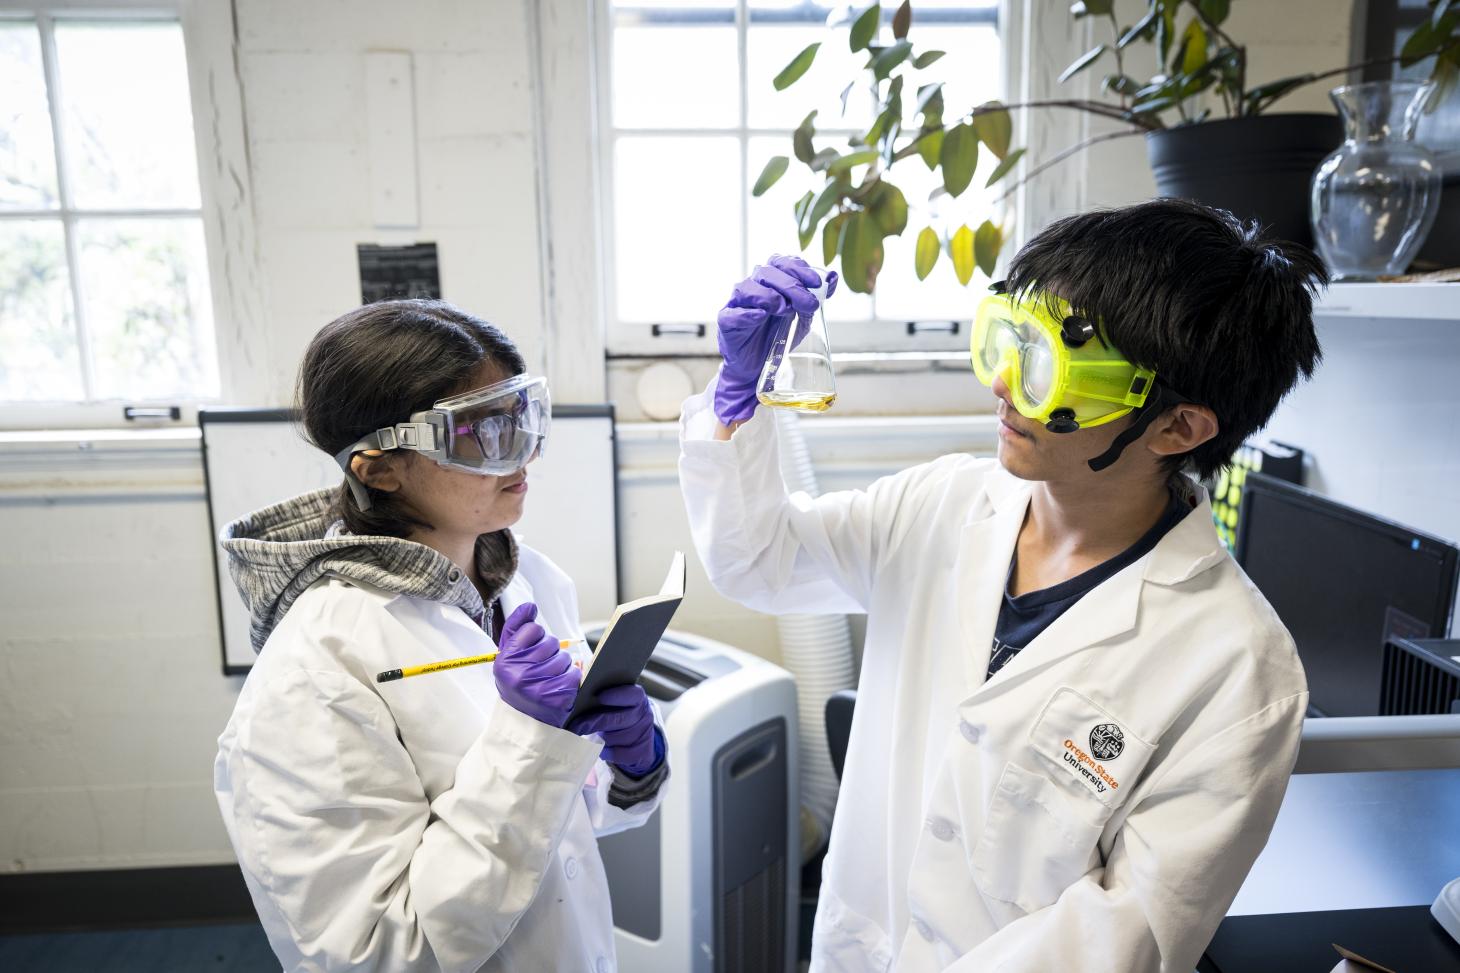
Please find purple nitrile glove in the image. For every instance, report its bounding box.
[568,683,665,777]
[714,255,839,425]
[493,603,580,729]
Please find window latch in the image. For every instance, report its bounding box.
[906,320,961,336]
[123,406,182,421]
[652,323,707,338]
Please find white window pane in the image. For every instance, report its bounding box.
[872,142,1003,321]
[0,220,81,401]
[612,27,739,129]
[746,135,871,322]
[746,24,877,131]
[77,218,217,400]
[614,137,741,323]
[922,25,1001,121]
[613,0,733,8]
[54,21,201,209]
[0,20,60,211]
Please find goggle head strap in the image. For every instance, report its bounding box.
[1087,382,1194,473]
[333,420,440,511]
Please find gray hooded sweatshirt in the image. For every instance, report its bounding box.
[220,487,665,807]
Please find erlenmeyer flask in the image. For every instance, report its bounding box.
[756,267,837,413]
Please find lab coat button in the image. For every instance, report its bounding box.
[927,816,956,842]
[959,719,980,744]
[912,918,936,943]
[564,856,579,879]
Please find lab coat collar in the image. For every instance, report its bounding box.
[1141,477,1228,587]
[957,469,1225,696]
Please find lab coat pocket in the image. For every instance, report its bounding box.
[970,761,1106,915]
[1028,686,1158,811]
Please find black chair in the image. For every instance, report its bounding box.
[825,689,857,781]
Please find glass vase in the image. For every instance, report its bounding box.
[1310,81,1441,281]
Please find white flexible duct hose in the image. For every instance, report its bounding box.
[774,408,857,861]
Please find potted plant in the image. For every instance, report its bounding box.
[757,0,1460,293]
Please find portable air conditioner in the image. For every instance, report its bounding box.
[585,626,800,973]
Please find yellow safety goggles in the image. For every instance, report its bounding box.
[972,286,1156,434]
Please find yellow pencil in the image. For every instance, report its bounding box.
[377,639,583,684]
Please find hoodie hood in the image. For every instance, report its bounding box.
[220,488,518,652]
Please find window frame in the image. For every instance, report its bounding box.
[0,0,261,431]
[595,0,1006,359]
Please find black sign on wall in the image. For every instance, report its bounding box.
[358,243,441,304]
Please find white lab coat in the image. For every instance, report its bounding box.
[678,385,1307,973]
[215,544,660,973]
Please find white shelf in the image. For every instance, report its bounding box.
[1315,281,1459,322]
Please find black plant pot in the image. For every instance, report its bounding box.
[1145,113,1343,250]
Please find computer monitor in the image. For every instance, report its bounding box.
[1235,473,1460,717]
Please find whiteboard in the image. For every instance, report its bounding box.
[201,406,620,674]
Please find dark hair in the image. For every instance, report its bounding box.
[1005,198,1325,480]
[296,299,526,537]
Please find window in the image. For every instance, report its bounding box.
[602,0,1004,354]
[0,12,216,406]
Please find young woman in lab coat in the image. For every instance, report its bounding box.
[680,199,1325,972]
[215,300,667,972]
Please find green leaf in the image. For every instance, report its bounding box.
[1058,45,1107,84]
[806,181,842,234]
[793,111,818,164]
[1174,19,1207,76]
[985,147,1026,187]
[915,226,940,280]
[871,39,913,80]
[840,212,886,294]
[1198,0,1230,24]
[840,81,857,116]
[1436,0,1455,29]
[948,224,975,286]
[939,123,979,198]
[870,182,908,235]
[823,213,847,266]
[917,128,943,170]
[1070,0,1114,16]
[828,150,879,173]
[972,102,1012,160]
[1118,8,1157,48]
[864,106,896,146]
[774,42,820,91]
[752,156,789,197]
[892,0,912,40]
[850,4,881,53]
[916,82,944,116]
[1102,73,1141,96]
[913,49,946,69]
[810,148,841,172]
[793,190,815,250]
[974,220,1001,278]
[1242,75,1312,112]
[1401,15,1458,66]
[1128,95,1178,116]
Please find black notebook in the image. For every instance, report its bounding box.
[568,551,686,722]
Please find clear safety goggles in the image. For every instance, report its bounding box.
[972,285,1156,433]
[335,373,550,509]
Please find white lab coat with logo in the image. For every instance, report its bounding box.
[678,386,1307,973]
[215,545,660,973]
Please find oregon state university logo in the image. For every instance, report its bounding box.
[1089,723,1125,761]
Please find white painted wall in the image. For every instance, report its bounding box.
[0,0,1422,878]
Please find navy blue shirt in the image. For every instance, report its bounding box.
[987,489,1189,680]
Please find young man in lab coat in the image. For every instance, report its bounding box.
[678,198,1325,972]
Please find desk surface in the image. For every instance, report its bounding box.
[1229,768,1460,916]
[1204,906,1460,973]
